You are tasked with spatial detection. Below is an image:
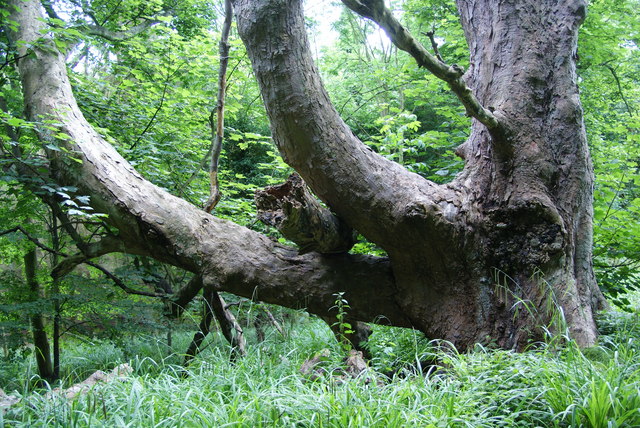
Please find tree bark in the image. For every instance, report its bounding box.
[255,173,356,254]
[50,215,61,381]
[8,0,605,352]
[232,0,605,349]
[203,0,233,213]
[183,285,246,365]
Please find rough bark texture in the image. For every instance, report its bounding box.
[9,0,605,352]
[232,0,605,349]
[9,0,407,332]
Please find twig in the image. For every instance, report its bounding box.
[601,62,635,117]
[0,226,165,298]
[130,79,170,150]
[423,30,444,63]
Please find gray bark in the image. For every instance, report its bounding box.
[232,0,604,348]
[8,0,407,332]
[255,173,356,254]
[8,0,604,351]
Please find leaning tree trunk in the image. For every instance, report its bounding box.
[8,0,604,352]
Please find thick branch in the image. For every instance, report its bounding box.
[340,0,499,129]
[169,275,203,318]
[233,0,459,251]
[255,173,356,254]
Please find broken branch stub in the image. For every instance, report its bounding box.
[255,174,356,254]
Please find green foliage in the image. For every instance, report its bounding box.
[579,0,640,308]
[330,292,354,353]
[2,4,640,426]
[318,0,468,185]
[2,297,639,427]
[366,325,434,374]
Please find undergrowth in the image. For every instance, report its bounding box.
[1,305,639,427]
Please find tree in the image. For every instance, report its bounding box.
[5,0,606,352]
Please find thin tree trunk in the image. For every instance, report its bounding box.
[198,0,249,355]
[24,249,54,383]
[51,215,61,381]
[204,0,233,213]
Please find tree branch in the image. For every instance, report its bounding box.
[340,0,499,129]
[423,30,444,63]
[601,62,635,117]
[81,20,162,42]
[130,78,170,150]
[169,275,203,318]
[42,0,164,43]
[255,173,355,254]
[204,0,233,213]
[1,226,164,298]
[9,0,411,329]
[41,0,63,22]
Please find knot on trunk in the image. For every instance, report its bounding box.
[255,173,356,254]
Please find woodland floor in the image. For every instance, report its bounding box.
[1,292,639,428]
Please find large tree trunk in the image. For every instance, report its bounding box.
[231,0,605,348]
[8,0,604,352]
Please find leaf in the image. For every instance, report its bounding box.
[55,132,72,140]
[5,117,25,127]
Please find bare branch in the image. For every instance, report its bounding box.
[83,260,166,298]
[204,0,234,213]
[50,235,134,278]
[1,226,164,298]
[341,0,499,129]
[82,20,162,42]
[130,78,170,150]
[601,62,635,117]
[423,30,444,63]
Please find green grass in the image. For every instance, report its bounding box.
[1,307,639,427]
